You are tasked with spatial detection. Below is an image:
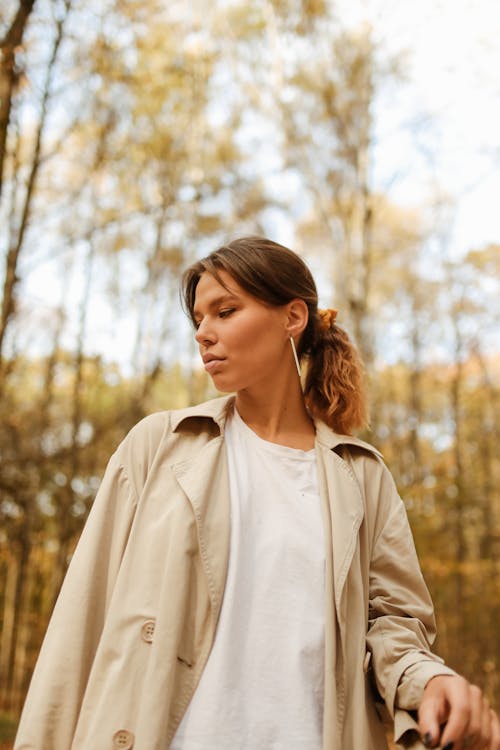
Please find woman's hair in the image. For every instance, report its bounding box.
[182,236,367,434]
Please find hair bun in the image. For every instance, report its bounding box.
[318,308,338,331]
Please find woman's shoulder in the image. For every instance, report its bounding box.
[315,420,383,461]
[119,395,234,454]
[315,420,400,509]
[110,397,233,495]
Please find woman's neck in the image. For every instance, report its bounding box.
[234,375,315,451]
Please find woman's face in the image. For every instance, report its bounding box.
[193,270,291,394]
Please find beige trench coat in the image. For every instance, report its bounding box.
[15,396,449,750]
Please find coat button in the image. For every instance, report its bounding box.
[141,619,155,643]
[112,729,134,749]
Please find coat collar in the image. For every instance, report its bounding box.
[170,395,233,434]
[170,394,383,459]
[314,420,383,458]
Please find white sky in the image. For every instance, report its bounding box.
[339,0,500,255]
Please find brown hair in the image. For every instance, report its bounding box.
[181,236,367,434]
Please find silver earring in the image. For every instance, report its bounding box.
[290,336,302,379]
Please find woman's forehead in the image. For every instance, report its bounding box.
[193,271,242,312]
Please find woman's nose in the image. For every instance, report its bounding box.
[195,317,216,345]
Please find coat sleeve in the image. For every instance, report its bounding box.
[363,460,453,722]
[14,448,137,750]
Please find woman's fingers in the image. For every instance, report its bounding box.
[419,675,469,747]
[489,707,500,750]
[418,675,500,749]
[439,683,483,749]
[471,693,493,750]
[419,699,447,747]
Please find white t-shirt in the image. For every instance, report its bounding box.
[170,407,325,749]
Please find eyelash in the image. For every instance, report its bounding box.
[194,308,235,329]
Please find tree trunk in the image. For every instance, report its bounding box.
[0,2,70,374]
[3,525,31,711]
[11,546,36,714]
[472,343,498,561]
[51,242,95,601]
[0,0,37,198]
[0,553,19,708]
[449,329,467,625]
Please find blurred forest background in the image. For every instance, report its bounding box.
[1,0,499,744]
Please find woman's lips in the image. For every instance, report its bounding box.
[204,357,226,373]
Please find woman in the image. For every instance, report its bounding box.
[15,236,499,750]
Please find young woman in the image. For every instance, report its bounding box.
[15,236,499,750]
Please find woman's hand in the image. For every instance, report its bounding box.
[418,674,500,749]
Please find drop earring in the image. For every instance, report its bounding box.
[290,336,302,379]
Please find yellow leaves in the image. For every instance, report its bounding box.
[153,244,184,273]
[302,0,328,18]
[212,129,241,165]
[195,214,222,235]
[483,660,496,674]
[212,2,267,39]
[464,244,500,274]
[105,229,131,256]
[266,0,328,34]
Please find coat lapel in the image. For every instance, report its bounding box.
[316,438,368,740]
[171,436,230,616]
[317,442,365,613]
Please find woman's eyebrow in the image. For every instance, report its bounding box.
[193,293,239,318]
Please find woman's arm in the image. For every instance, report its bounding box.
[364,459,499,749]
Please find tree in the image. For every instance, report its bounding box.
[0,0,71,377]
[0,0,37,199]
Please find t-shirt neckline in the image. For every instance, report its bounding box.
[231,406,316,459]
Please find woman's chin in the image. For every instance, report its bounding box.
[209,373,247,394]
[209,374,236,393]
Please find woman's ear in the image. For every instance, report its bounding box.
[285,299,309,338]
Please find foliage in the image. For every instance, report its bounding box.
[0,711,17,743]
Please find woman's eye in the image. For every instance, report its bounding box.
[218,308,235,319]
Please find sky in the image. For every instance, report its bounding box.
[340,0,500,256]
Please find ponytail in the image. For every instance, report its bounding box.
[303,311,368,435]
